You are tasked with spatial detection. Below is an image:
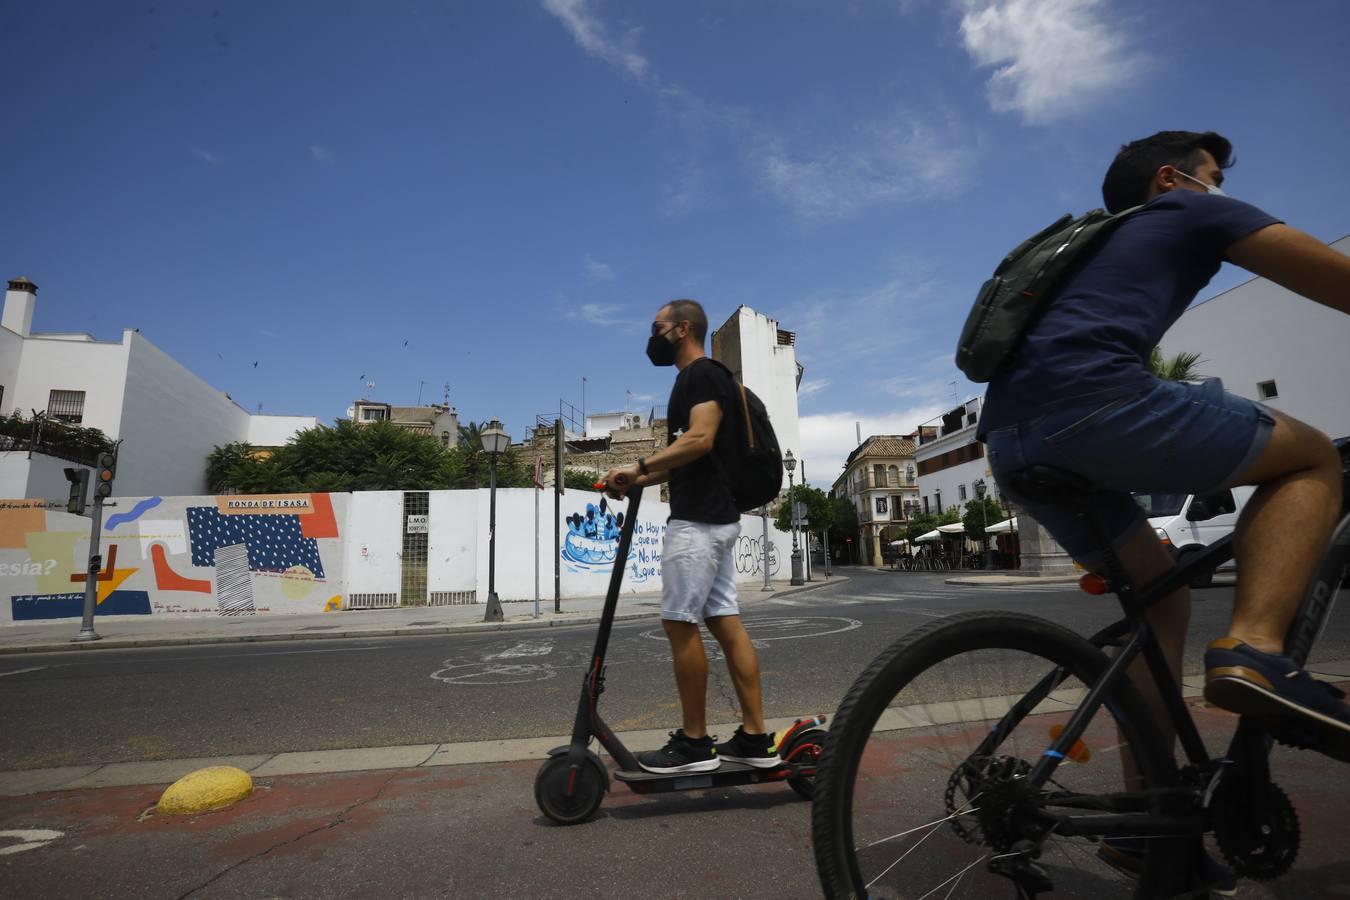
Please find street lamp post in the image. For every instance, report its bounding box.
[974,478,995,569]
[784,451,803,586]
[482,419,510,622]
[760,505,773,591]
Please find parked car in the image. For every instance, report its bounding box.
[1133,486,1256,588]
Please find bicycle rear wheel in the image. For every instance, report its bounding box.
[813,611,1186,899]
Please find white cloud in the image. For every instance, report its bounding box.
[957,0,1145,123]
[192,147,223,165]
[584,255,615,281]
[798,405,949,489]
[752,112,980,220]
[798,378,831,399]
[310,144,337,165]
[541,0,649,79]
[567,302,625,325]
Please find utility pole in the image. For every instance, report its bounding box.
[73,448,117,643]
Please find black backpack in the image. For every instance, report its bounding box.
[955,205,1140,382]
[704,359,783,512]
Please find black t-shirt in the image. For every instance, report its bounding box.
[666,358,740,524]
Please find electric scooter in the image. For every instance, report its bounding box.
[533,483,828,825]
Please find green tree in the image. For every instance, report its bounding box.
[563,469,603,492]
[774,485,833,540]
[962,496,1004,547]
[458,420,486,449]
[209,420,536,494]
[936,507,962,526]
[206,441,256,493]
[1148,348,1203,382]
[905,513,938,544]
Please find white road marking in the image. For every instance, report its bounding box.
[0,666,47,678]
[485,640,554,660]
[0,829,63,856]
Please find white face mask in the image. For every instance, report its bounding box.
[1175,169,1226,197]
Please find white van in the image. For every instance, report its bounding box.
[1132,486,1256,588]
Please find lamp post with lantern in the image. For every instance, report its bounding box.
[784,451,804,586]
[481,419,510,622]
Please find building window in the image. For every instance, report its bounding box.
[1257,380,1278,400]
[876,497,888,515]
[888,465,899,487]
[934,491,942,513]
[923,496,930,515]
[873,464,886,488]
[440,432,450,446]
[959,483,968,502]
[362,407,387,422]
[48,390,85,424]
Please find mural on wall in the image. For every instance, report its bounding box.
[561,497,667,585]
[1,493,344,624]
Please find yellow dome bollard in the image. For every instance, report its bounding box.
[157,766,253,815]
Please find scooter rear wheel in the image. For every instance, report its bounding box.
[535,751,608,825]
[782,727,826,800]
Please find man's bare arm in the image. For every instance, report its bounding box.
[1227,224,1350,315]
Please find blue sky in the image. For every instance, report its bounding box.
[4,0,1349,483]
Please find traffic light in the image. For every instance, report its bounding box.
[64,467,90,515]
[95,451,116,498]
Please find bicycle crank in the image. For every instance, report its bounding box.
[1210,777,1300,880]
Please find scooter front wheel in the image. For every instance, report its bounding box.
[535,751,609,825]
[781,727,826,800]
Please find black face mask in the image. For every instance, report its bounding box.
[646,330,679,367]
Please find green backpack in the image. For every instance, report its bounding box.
[955,205,1140,382]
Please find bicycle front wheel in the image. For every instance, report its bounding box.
[813,611,1185,899]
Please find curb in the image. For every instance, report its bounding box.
[0,578,840,657]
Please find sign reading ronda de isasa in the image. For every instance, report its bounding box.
[215,495,314,515]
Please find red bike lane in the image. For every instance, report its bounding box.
[1,701,1345,899]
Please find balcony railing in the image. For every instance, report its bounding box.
[849,471,918,492]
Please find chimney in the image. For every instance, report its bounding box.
[2,277,37,337]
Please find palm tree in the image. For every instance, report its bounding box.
[1148,348,1203,382]
[458,420,486,449]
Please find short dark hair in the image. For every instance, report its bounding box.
[1100,130,1234,213]
[661,298,708,343]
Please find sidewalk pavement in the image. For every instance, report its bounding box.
[0,576,844,656]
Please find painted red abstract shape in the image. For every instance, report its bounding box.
[151,543,211,593]
[70,544,118,583]
[300,492,339,539]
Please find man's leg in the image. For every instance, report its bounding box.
[663,619,710,738]
[1224,411,1342,652]
[705,615,767,735]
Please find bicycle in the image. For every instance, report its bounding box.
[813,439,1350,899]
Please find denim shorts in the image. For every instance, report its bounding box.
[661,519,741,623]
[985,377,1275,564]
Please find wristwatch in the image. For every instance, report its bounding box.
[637,457,649,476]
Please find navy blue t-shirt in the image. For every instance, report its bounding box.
[979,191,1279,437]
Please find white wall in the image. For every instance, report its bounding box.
[344,492,405,600]
[9,333,130,437]
[0,453,94,503]
[1159,236,1350,440]
[429,490,478,594]
[0,326,22,410]
[917,450,994,517]
[116,332,252,497]
[247,415,320,447]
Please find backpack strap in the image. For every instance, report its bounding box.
[701,357,754,451]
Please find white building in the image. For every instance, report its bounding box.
[1158,235,1350,439]
[915,397,997,518]
[710,306,802,463]
[0,277,318,499]
[585,411,643,438]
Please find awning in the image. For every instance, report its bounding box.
[937,522,966,534]
[987,517,1018,534]
[888,539,909,547]
[914,529,942,542]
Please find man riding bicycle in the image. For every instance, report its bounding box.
[979,130,1350,780]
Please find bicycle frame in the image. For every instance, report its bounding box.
[970,506,1350,841]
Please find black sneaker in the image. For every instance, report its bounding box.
[715,727,781,769]
[637,729,719,774]
[1204,638,1350,740]
[1097,838,1237,897]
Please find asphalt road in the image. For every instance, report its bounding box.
[4,568,1349,771]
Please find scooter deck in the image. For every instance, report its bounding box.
[613,761,792,794]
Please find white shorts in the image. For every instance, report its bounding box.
[660,519,741,623]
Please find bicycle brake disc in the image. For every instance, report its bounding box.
[1210,777,1300,880]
